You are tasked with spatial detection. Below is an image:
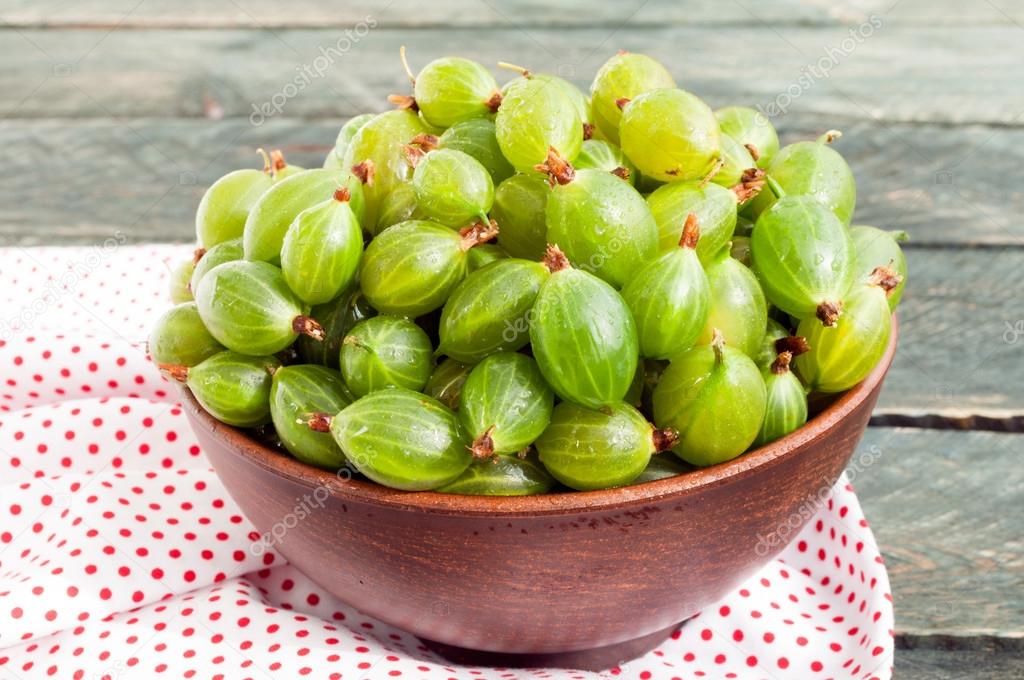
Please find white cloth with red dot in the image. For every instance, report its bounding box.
[0,245,894,679]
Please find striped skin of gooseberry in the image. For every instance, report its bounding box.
[195,260,321,356]
[711,133,757,188]
[619,88,721,183]
[632,453,691,484]
[653,333,767,467]
[850,225,908,310]
[410,148,494,228]
[280,188,363,305]
[438,118,515,184]
[437,258,548,362]
[374,182,423,236]
[543,159,659,289]
[195,164,273,248]
[795,270,899,392]
[323,113,375,169]
[589,51,675,145]
[360,220,497,317]
[755,318,792,369]
[529,246,639,409]
[750,195,855,326]
[412,56,501,129]
[270,365,353,469]
[296,287,377,369]
[168,257,194,303]
[457,352,554,458]
[533,73,593,133]
[573,138,637,186]
[172,351,281,427]
[714,106,780,169]
[148,302,224,368]
[437,452,554,496]
[424,358,474,410]
[339,316,433,398]
[467,243,508,271]
[754,346,809,447]
[243,169,365,264]
[697,252,768,358]
[343,109,430,227]
[536,401,677,490]
[325,387,472,491]
[748,133,856,225]
[621,214,710,359]
[191,238,243,293]
[646,180,737,262]
[490,174,549,260]
[495,75,583,174]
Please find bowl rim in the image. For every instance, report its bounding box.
[184,321,897,518]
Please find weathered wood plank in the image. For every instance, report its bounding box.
[0,25,1022,125]
[1,116,1021,247]
[856,428,1024,639]
[2,0,1020,28]
[898,647,1024,679]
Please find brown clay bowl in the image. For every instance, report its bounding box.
[183,325,897,670]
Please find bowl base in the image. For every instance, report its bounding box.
[420,621,683,671]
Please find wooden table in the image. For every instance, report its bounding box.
[2,1,1021,676]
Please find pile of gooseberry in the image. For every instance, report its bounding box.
[152,50,907,495]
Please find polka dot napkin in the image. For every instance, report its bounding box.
[0,245,894,679]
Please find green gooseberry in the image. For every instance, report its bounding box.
[697,252,768,358]
[280,188,363,305]
[168,257,195,303]
[795,272,899,392]
[529,246,639,409]
[342,109,429,226]
[437,452,554,496]
[411,55,501,129]
[536,401,677,490]
[243,169,365,264]
[495,74,583,174]
[323,387,472,491]
[573,138,637,185]
[545,160,659,288]
[750,195,855,326]
[499,65,593,134]
[340,315,433,398]
[270,364,353,469]
[714,106,780,168]
[374,182,423,236]
[360,220,497,317]
[755,318,791,369]
[646,180,737,262]
[323,113,375,169]
[458,352,554,458]
[748,132,856,225]
[755,346,810,447]
[619,88,721,183]
[438,118,515,184]
[589,51,675,145]
[621,214,710,359]
[711,133,757,188]
[410,147,494,228]
[148,302,224,368]
[850,225,908,310]
[437,258,548,363]
[195,260,322,356]
[468,243,508,271]
[296,287,377,369]
[653,333,767,466]
[169,351,281,427]
[191,238,243,293]
[631,453,691,484]
[424,358,474,410]
[195,162,273,248]
[491,174,549,260]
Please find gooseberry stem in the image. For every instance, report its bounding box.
[774,335,811,358]
[256,148,272,174]
[351,160,376,186]
[771,351,793,375]
[158,364,189,383]
[342,335,373,352]
[679,213,701,249]
[698,157,725,188]
[815,301,843,327]
[306,412,333,433]
[470,425,497,460]
[744,143,761,162]
[652,427,680,453]
[293,315,326,341]
[817,129,842,144]
[399,45,415,84]
[868,265,903,295]
[192,247,206,265]
[534,147,575,186]
[542,244,571,273]
[890,230,910,243]
[458,220,500,251]
[711,328,726,365]
[497,61,532,78]
[486,90,503,112]
[269,149,288,176]
[731,168,766,204]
